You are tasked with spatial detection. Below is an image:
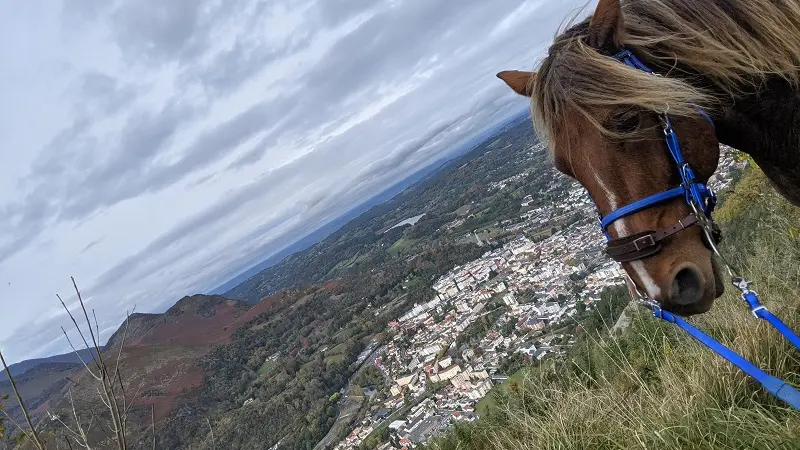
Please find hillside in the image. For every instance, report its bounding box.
[0,362,81,429]
[3,294,263,449]
[427,164,800,449]
[0,349,100,383]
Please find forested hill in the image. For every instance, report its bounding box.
[223,113,553,304]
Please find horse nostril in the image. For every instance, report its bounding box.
[671,266,704,306]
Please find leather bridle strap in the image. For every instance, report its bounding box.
[605,214,698,263]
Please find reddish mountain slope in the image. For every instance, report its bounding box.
[0,362,82,425]
[16,293,287,448]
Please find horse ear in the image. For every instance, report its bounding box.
[496,70,536,97]
[588,0,625,49]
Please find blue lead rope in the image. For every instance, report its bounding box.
[738,284,800,350]
[653,307,800,410]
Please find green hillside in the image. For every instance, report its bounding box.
[428,164,800,449]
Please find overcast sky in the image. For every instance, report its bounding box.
[0,0,587,364]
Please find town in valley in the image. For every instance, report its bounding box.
[329,144,747,449]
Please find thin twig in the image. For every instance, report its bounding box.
[151,406,156,450]
[0,350,45,449]
[52,416,87,449]
[69,389,91,448]
[73,277,101,354]
[111,308,135,392]
[92,309,100,344]
[71,278,127,450]
[91,411,114,444]
[96,387,112,410]
[61,326,100,380]
[117,368,128,420]
[2,409,32,442]
[57,294,100,373]
[207,417,215,450]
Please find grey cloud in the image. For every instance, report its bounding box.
[192,31,313,95]
[61,0,111,24]
[111,0,210,63]
[11,91,289,262]
[0,227,41,266]
[17,0,523,237]
[228,144,268,170]
[75,71,140,116]
[59,100,200,220]
[89,102,482,301]
[302,0,512,95]
[0,100,198,262]
[313,0,376,27]
[80,238,104,254]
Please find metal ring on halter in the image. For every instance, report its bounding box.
[660,117,672,135]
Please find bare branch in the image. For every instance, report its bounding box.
[92,309,100,343]
[71,277,128,450]
[111,307,135,392]
[0,349,45,450]
[94,387,111,412]
[57,294,100,372]
[72,277,102,355]
[151,406,156,450]
[53,416,86,448]
[123,378,148,421]
[50,410,80,438]
[61,326,100,380]
[90,411,114,444]
[68,389,91,449]
[2,409,32,442]
[207,418,215,450]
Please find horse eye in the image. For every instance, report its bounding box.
[612,110,641,134]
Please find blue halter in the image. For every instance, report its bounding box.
[600,50,718,236]
[597,49,800,410]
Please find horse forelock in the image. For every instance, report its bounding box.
[532,0,800,150]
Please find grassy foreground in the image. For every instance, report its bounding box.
[428,165,800,450]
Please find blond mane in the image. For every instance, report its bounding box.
[533,0,800,146]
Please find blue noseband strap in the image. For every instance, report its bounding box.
[600,187,685,231]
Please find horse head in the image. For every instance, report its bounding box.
[497,0,725,316]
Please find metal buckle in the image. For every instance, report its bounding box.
[633,234,656,251]
[750,305,768,318]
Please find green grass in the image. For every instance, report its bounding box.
[257,360,276,377]
[324,342,348,364]
[387,237,419,256]
[455,205,473,216]
[476,369,526,415]
[324,251,372,278]
[428,166,800,450]
[324,354,345,365]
